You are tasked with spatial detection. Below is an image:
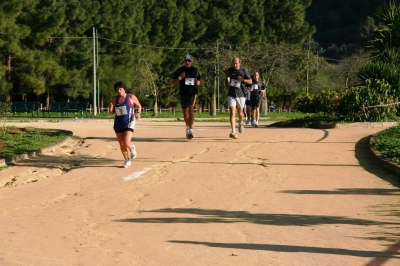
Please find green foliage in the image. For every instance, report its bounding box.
[294,89,338,115]
[0,102,11,117]
[372,124,400,164]
[337,79,397,122]
[0,0,317,108]
[294,93,315,113]
[368,1,400,60]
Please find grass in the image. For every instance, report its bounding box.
[0,126,71,159]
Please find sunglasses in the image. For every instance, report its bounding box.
[185,60,192,62]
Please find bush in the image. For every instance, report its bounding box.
[294,89,339,115]
[0,102,11,118]
[336,79,397,122]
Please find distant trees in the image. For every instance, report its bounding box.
[1,0,314,115]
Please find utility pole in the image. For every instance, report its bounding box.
[92,24,103,116]
[92,27,97,116]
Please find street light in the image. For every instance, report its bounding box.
[92,23,103,116]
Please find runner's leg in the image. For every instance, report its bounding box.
[116,132,129,160]
[229,106,236,132]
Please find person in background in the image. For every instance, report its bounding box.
[250,71,266,127]
[244,83,252,125]
[172,54,201,139]
[269,100,276,112]
[110,81,142,168]
[225,57,252,139]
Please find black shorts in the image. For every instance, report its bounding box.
[115,128,134,133]
[180,95,195,109]
[251,97,262,109]
[245,100,251,106]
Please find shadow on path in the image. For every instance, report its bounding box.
[115,208,399,226]
[167,240,400,259]
[355,136,400,188]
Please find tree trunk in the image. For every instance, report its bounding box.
[153,96,158,116]
[46,91,50,108]
[210,77,217,116]
[261,95,268,115]
[6,55,12,102]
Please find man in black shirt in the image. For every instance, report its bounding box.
[250,71,266,127]
[173,54,201,139]
[225,57,252,139]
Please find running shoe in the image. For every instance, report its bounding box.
[245,117,250,125]
[229,131,238,139]
[123,159,132,168]
[239,122,244,133]
[251,120,255,127]
[130,145,137,159]
[255,121,259,128]
[187,129,194,139]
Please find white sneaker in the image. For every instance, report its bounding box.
[255,120,259,128]
[239,122,244,133]
[229,131,238,139]
[187,129,193,139]
[130,145,137,159]
[123,159,132,168]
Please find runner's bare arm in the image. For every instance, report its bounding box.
[225,76,230,90]
[130,94,142,119]
[109,97,116,114]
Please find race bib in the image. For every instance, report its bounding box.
[185,78,195,86]
[230,79,241,88]
[252,84,259,90]
[115,106,127,116]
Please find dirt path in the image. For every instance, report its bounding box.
[0,120,399,266]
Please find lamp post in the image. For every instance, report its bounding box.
[92,23,103,116]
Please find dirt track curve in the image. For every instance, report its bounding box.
[0,119,399,266]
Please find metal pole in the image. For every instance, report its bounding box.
[92,27,97,116]
[217,40,219,112]
[96,27,100,114]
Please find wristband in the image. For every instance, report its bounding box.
[178,76,182,81]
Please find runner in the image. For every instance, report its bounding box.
[250,71,266,127]
[225,57,252,139]
[244,83,252,125]
[110,81,142,168]
[172,54,201,139]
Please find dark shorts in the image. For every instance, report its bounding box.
[115,128,134,133]
[245,100,251,106]
[180,95,195,109]
[251,97,262,109]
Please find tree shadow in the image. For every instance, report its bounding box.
[167,240,400,259]
[114,208,399,226]
[279,188,400,196]
[355,136,400,188]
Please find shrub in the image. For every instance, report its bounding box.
[336,79,397,122]
[294,89,339,115]
[0,102,10,118]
